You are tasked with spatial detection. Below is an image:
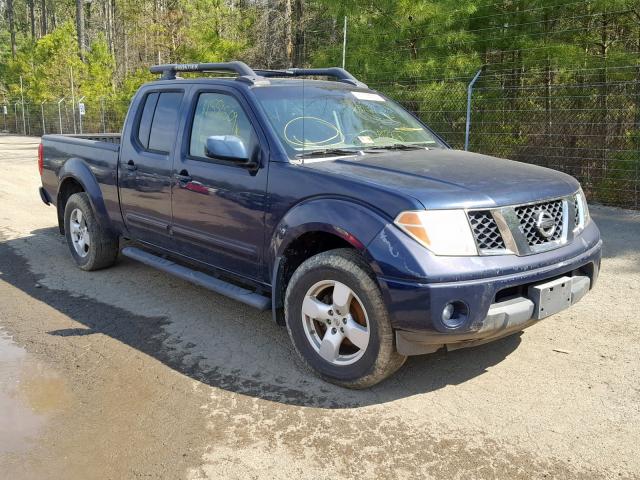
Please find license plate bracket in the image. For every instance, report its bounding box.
[528,276,573,320]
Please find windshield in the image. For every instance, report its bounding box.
[252,83,445,157]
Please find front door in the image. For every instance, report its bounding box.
[119,89,184,250]
[170,88,269,281]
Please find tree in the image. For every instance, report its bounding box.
[76,0,85,60]
[40,0,47,36]
[7,0,16,58]
[28,0,36,39]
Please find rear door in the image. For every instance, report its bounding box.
[170,86,269,280]
[119,88,185,249]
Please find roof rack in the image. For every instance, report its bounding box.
[149,61,268,84]
[149,61,368,88]
[254,67,368,88]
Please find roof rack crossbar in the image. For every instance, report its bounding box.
[253,67,368,88]
[149,61,260,81]
[149,62,367,88]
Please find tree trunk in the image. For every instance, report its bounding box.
[154,0,162,64]
[285,0,293,67]
[76,0,85,60]
[293,0,304,66]
[124,25,129,75]
[7,0,16,58]
[40,0,47,36]
[28,0,36,39]
[107,0,115,57]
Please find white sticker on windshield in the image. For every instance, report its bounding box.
[351,91,385,102]
[357,135,374,144]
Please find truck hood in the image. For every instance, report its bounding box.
[302,149,580,209]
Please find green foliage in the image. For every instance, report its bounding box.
[4,23,82,101]
[1,22,115,103]
[0,0,637,207]
[84,35,116,101]
[176,0,248,63]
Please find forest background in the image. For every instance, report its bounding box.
[1,0,638,207]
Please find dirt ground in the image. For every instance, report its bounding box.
[0,134,638,479]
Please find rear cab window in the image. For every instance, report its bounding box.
[136,91,184,153]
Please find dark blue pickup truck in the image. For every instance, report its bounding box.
[39,62,602,388]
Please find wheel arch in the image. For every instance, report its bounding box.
[57,158,112,235]
[269,198,390,325]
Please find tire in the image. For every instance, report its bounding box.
[284,248,406,389]
[64,192,119,271]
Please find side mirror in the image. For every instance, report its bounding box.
[205,135,250,163]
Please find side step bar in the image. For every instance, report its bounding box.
[121,247,271,311]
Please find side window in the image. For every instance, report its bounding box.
[137,92,158,149]
[189,92,257,159]
[148,92,184,153]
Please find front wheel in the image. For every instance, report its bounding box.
[284,249,406,388]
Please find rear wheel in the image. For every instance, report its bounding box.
[64,193,118,271]
[284,249,406,388]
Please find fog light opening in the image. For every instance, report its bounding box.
[442,301,469,328]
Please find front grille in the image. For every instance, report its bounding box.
[468,211,506,250]
[514,199,564,245]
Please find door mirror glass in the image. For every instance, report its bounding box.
[205,135,249,162]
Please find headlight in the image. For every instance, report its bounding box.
[394,210,477,256]
[575,188,590,232]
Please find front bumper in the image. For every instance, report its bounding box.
[395,272,594,355]
[369,222,602,355]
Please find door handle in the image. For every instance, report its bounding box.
[175,170,192,183]
[126,160,137,171]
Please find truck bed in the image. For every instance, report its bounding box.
[40,133,122,230]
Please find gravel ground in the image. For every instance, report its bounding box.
[0,134,638,479]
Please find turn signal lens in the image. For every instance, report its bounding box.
[394,209,478,256]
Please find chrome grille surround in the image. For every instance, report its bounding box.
[573,195,580,228]
[466,193,578,256]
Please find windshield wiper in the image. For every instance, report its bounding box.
[296,148,361,158]
[364,143,427,151]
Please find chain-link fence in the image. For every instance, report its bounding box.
[1,99,129,137]
[2,73,639,210]
[335,2,640,210]
[367,67,640,210]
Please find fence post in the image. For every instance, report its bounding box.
[100,97,106,133]
[342,16,347,70]
[78,96,85,134]
[14,103,18,133]
[57,98,65,133]
[20,76,26,135]
[70,67,77,134]
[41,102,46,135]
[465,68,483,151]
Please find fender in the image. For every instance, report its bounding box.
[268,197,391,323]
[269,197,392,265]
[57,157,114,233]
